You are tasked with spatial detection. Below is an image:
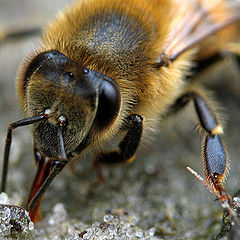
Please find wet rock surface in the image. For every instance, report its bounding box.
[0,193,34,239]
[0,1,240,239]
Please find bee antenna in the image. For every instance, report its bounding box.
[58,120,67,159]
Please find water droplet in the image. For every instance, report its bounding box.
[108,224,116,233]
[126,229,133,237]
[28,221,34,231]
[103,214,114,223]
[0,206,11,221]
[0,193,9,204]
[135,228,143,237]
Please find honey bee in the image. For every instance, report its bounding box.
[1,0,240,223]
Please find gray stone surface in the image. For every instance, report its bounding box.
[0,1,240,239]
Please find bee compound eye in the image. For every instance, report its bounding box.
[94,79,120,130]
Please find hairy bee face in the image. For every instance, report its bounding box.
[22,50,121,158]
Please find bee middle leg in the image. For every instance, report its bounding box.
[0,26,41,44]
[189,45,240,85]
[93,114,143,182]
[173,91,230,202]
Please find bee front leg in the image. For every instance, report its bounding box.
[176,91,230,202]
[1,115,46,193]
[93,114,143,182]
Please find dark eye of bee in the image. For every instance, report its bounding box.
[94,79,120,130]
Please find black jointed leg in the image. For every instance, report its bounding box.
[95,114,143,165]
[188,53,223,80]
[0,27,41,44]
[1,115,46,193]
[193,94,221,135]
[175,91,229,201]
[236,55,240,69]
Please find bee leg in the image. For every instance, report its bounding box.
[189,49,240,83]
[1,115,46,193]
[236,55,240,68]
[177,91,230,202]
[93,114,143,182]
[190,53,223,79]
[0,27,41,43]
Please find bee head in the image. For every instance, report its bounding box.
[17,50,121,158]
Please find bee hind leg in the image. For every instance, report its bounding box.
[93,114,143,183]
[175,91,230,202]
